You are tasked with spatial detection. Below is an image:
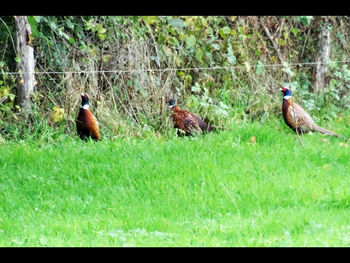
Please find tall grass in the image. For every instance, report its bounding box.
[1,119,349,246]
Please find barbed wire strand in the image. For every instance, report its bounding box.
[1,60,350,75]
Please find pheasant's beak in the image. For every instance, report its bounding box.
[280,87,287,92]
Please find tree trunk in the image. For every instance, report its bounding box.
[14,16,35,117]
[313,16,332,94]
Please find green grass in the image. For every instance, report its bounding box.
[1,119,350,246]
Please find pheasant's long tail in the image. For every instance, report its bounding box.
[314,126,345,139]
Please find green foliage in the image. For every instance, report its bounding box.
[299,16,314,26]
[1,16,350,140]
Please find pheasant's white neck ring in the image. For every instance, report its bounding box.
[168,104,176,109]
[82,104,89,110]
[283,95,291,100]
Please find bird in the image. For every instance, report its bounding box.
[280,86,342,138]
[165,97,215,136]
[76,93,100,141]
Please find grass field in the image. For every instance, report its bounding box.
[1,118,350,247]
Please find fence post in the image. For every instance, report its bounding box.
[14,16,36,118]
[313,16,332,94]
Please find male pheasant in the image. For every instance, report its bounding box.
[280,86,342,137]
[165,97,215,136]
[76,93,100,141]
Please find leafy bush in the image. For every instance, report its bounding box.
[0,16,350,141]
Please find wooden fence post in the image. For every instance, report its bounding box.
[14,16,35,117]
[313,16,332,94]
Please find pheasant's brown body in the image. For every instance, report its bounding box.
[76,93,100,141]
[282,98,315,134]
[170,104,215,136]
[77,108,100,140]
[281,87,342,138]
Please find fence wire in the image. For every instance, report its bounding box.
[1,60,350,75]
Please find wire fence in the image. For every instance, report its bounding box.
[1,60,350,75]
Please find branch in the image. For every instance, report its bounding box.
[259,17,285,64]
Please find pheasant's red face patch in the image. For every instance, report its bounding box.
[280,87,288,93]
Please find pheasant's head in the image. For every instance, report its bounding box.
[280,86,292,99]
[81,93,90,109]
[165,97,176,108]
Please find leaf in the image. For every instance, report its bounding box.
[177,71,185,78]
[222,26,231,35]
[49,21,58,30]
[200,17,208,27]
[65,19,74,29]
[151,56,160,67]
[334,71,342,78]
[278,38,285,46]
[195,49,203,63]
[58,28,70,40]
[211,43,220,51]
[50,106,65,123]
[227,44,236,65]
[167,26,177,36]
[27,16,39,38]
[167,18,185,29]
[85,18,94,31]
[205,27,213,36]
[133,79,147,97]
[290,28,299,36]
[191,83,201,93]
[2,87,10,96]
[8,93,15,102]
[256,61,264,75]
[299,16,313,26]
[186,35,196,48]
[219,26,231,39]
[219,29,226,39]
[33,16,42,23]
[102,55,110,63]
[144,16,158,25]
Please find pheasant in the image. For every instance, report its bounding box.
[165,97,215,136]
[280,86,342,138]
[76,93,100,141]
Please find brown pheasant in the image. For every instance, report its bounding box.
[76,93,100,141]
[280,86,342,138]
[165,97,215,136]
